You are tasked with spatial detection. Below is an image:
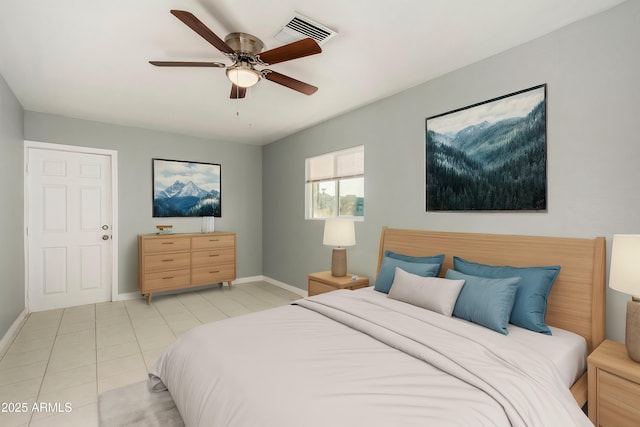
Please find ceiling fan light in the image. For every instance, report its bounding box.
[226,66,260,88]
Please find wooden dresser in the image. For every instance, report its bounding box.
[138,232,236,304]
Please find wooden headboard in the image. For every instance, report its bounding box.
[377,227,606,354]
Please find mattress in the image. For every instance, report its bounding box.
[149,288,591,427]
[358,286,588,388]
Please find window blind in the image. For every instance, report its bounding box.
[306,146,364,183]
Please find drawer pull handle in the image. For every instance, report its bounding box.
[209,239,219,242]
[162,276,174,280]
[161,242,174,245]
[162,259,174,262]
[209,254,219,257]
[209,270,220,274]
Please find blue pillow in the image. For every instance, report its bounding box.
[374,257,440,293]
[385,250,445,275]
[447,269,520,335]
[453,257,560,335]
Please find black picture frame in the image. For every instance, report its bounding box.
[152,158,221,217]
[426,84,547,212]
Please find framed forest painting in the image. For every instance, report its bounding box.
[426,84,547,211]
[153,158,221,217]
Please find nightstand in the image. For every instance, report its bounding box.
[308,271,369,296]
[588,339,640,426]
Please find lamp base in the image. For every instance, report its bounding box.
[331,248,347,277]
[626,299,640,362]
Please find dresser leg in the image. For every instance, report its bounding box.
[146,293,152,305]
[227,281,232,289]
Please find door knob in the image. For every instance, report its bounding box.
[102,235,110,240]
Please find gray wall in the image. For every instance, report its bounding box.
[0,73,25,338]
[24,112,263,295]
[262,1,640,343]
[2,1,637,345]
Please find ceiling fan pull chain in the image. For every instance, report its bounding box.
[236,87,240,117]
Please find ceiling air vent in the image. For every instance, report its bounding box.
[274,13,337,46]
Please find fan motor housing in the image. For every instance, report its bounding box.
[224,32,264,56]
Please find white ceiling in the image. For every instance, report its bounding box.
[0,0,626,145]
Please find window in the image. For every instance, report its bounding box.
[305,145,364,219]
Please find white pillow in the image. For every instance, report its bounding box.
[387,267,465,316]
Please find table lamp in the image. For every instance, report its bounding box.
[609,234,640,362]
[323,218,356,277]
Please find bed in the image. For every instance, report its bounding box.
[149,227,606,426]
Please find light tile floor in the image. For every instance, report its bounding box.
[0,281,301,427]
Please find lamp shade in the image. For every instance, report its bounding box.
[323,218,356,247]
[609,234,640,296]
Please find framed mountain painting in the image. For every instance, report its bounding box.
[425,84,547,212]
[152,158,221,217]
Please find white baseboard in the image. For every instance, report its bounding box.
[112,291,141,302]
[261,276,308,297]
[0,309,28,359]
[111,275,308,302]
[233,275,266,285]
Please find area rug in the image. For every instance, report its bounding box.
[98,380,184,427]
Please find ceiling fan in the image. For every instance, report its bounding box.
[150,10,322,99]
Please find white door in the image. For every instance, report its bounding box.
[27,147,113,311]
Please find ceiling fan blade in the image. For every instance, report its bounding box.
[263,70,318,95]
[170,10,235,55]
[230,84,247,99]
[258,38,321,65]
[149,61,226,68]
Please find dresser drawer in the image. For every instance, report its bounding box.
[308,278,368,296]
[143,269,191,291]
[191,234,234,250]
[144,252,190,273]
[598,370,640,426]
[308,280,338,296]
[192,248,235,268]
[144,237,191,253]
[191,265,235,286]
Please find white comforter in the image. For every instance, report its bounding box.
[149,290,592,427]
